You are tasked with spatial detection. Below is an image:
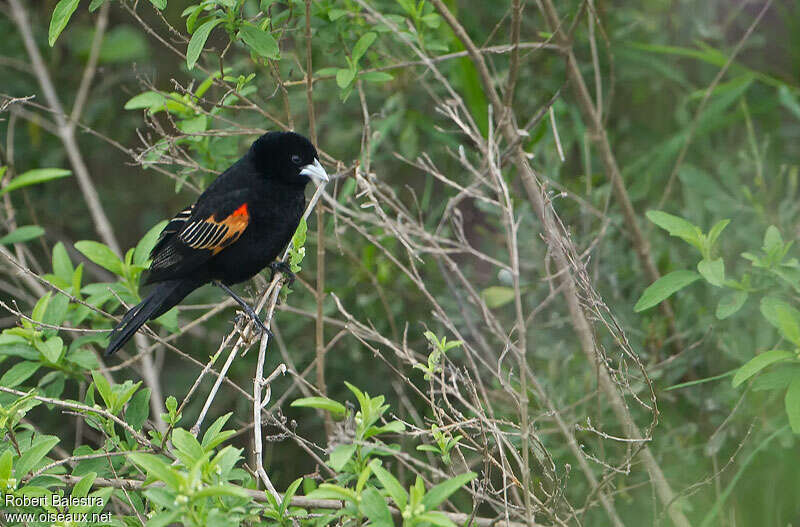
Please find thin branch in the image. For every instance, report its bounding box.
[69,1,110,128]
[0,386,150,448]
[305,0,332,440]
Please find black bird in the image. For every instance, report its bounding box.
[105,131,328,356]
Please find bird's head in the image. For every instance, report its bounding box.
[251,131,329,187]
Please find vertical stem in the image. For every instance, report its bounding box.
[488,108,533,526]
[70,2,110,130]
[253,290,282,503]
[305,0,332,438]
[502,0,522,111]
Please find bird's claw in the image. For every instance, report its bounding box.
[236,306,273,339]
[269,260,296,286]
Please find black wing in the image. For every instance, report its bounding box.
[145,190,251,285]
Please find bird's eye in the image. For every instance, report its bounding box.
[291,154,302,165]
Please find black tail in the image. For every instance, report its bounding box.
[105,279,198,356]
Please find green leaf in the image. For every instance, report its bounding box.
[124,91,167,112]
[716,290,747,320]
[290,397,346,417]
[336,68,356,89]
[352,32,376,64]
[0,169,71,196]
[0,226,45,246]
[113,381,141,414]
[126,388,150,430]
[165,395,177,413]
[634,270,700,312]
[36,337,64,364]
[288,217,308,273]
[707,219,730,249]
[665,369,736,391]
[155,307,178,333]
[149,0,167,9]
[421,472,477,510]
[787,375,800,433]
[0,449,12,481]
[135,220,168,266]
[52,242,74,281]
[764,225,783,255]
[365,420,405,439]
[315,67,339,77]
[0,361,40,388]
[732,350,794,387]
[481,286,515,308]
[416,512,456,527]
[328,8,348,21]
[71,472,97,499]
[48,0,81,46]
[779,85,800,120]
[32,294,54,324]
[43,293,69,330]
[239,23,280,59]
[753,365,800,392]
[66,348,98,370]
[760,297,800,346]
[292,217,308,248]
[328,444,356,471]
[360,71,393,83]
[279,477,303,518]
[698,258,725,287]
[307,484,357,502]
[15,435,59,477]
[370,461,407,509]
[91,370,114,409]
[88,0,106,11]
[171,429,204,465]
[201,412,234,451]
[75,241,122,275]
[360,487,393,527]
[187,18,224,70]
[178,115,207,134]
[646,210,703,250]
[146,511,180,527]
[193,484,250,499]
[128,453,183,490]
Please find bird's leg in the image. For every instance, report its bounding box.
[215,281,272,337]
[268,260,296,286]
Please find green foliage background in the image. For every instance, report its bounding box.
[1,0,800,525]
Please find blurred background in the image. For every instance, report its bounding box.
[1,0,800,525]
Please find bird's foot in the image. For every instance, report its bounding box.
[269,260,296,286]
[235,306,273,339]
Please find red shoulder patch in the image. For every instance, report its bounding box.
[232,203,249,217]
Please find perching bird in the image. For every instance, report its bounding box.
[105,131,329,356]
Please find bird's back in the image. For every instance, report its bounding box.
[145,150,306,287]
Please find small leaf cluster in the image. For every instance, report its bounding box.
[416,424,463,465]
[291,382,475,526]
[129,413,254,527]
[413,330,462,380]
